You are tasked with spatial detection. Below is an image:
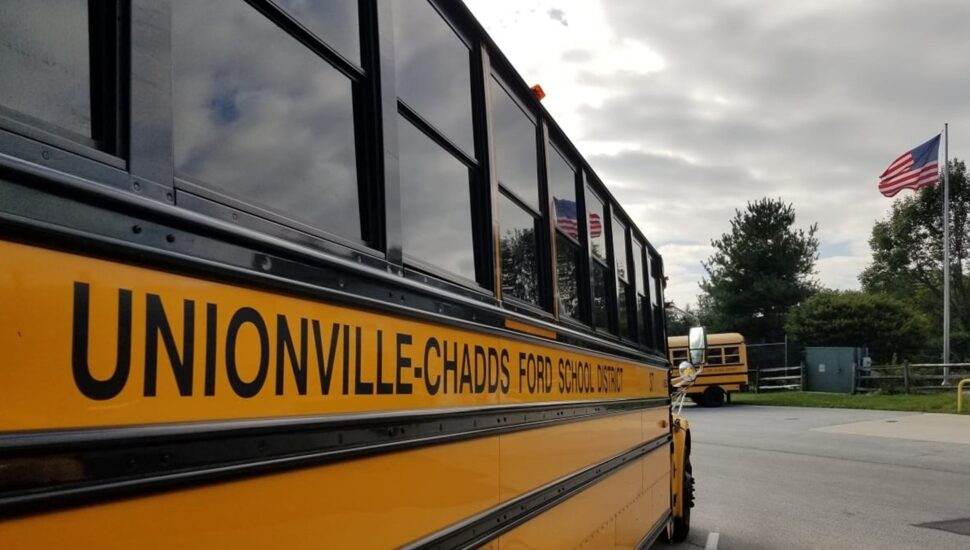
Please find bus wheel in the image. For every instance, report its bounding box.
[669,457,693,542]
[701,386,725,407]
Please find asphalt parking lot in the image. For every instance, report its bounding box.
[665,405,970,550]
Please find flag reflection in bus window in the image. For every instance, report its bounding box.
[549,146,581,320]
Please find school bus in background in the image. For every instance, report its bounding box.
[669,333,749,406]
[0,0,695,548]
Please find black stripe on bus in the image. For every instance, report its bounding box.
[402,434,672,550]
[0,397,667,518]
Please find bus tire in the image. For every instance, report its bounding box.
[668,457,693,542]
[701,386,725,407]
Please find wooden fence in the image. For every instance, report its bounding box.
[855,363,970,393]
[754,365,803,392]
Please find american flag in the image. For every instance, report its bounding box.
[554,198,601,239]
[878,134,941,197]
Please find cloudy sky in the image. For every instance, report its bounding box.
[464,0,970,307]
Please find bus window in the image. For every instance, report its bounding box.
[0,0,91,138]
[586,187,607,260]
[648,251,666,346]
[555,233,581,319]
[172,0,361,241]
[274,0,360,66]
[586,187,609,330]
[499,194,540,303]
[490,77,539,210]
[549,146,582,321]
[491,75,542,305]
[633,239,652,346]
[394,0,474,156]
[398,117,476,281]
[614,217,635,340]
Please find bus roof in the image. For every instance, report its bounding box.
[667,332,745,348]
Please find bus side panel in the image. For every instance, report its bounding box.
[499,410,643,501]
[0,437,501,550]
[494,445,668,549]
[643,442,671,525]
[641,406,670,443]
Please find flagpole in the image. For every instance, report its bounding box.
[943,123,951,385]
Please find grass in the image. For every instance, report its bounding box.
[732,391,970,414]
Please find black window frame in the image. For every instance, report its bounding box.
[547,138,588,325]
[612,213,636,342]
[0,0,125,167]
[170,0,383,258]
[647,248,667,348]
[393,0,493,292]
[488,68,550,312]
[585,180,616,334]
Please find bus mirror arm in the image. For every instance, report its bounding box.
[672,326,708,414]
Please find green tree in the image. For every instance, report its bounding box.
[861,159,970,359]
[664,302,698,337]
[700,198,819,342]
[785,290,930,363]
[500,227,539,303]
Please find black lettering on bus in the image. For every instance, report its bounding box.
[558,357,565,393]
[225,307,269,398]
[473,345,486,393]
[519,352,546,393]
[341,324,350,395]
[275,315,308,395]
[541,356,552,392]
[487,347,500,392]
[459,343,473,394]
[395,333,413,395]
[71,282,132,401]
[375,330,393,395]
[500,349,510,393]
[204,303,218,396]
[144,294,195,397]
[423,337,441,395]
[443,340,458,394]
[353,326,373,395]
[311,320,340,395]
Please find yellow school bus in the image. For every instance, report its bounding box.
[0,1,694,547]
[669,333,749,406]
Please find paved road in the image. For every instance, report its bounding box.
[666,405,970,550]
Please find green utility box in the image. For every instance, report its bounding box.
[804,347,863,393]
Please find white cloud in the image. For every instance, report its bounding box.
[466,0,970,308]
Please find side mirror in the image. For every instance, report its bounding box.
[688,326,707,366]
[676,361,699,385]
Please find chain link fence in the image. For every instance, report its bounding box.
[747,339,805,392]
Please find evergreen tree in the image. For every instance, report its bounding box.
[700,198,819,342]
